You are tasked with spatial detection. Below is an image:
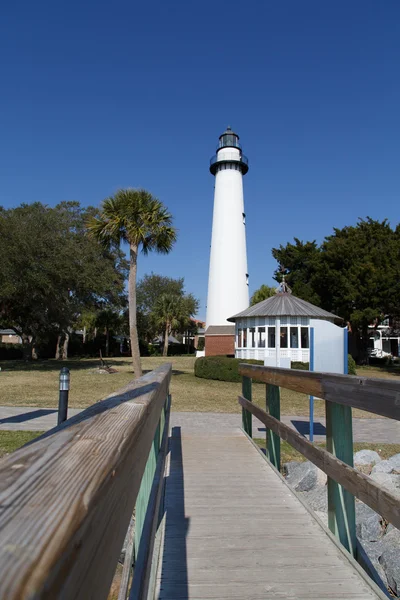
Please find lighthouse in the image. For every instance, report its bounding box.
[205,127,249,356]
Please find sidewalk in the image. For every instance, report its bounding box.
[0,406,398,443]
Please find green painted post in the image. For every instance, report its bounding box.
[266,384,281,471]
[326,401,356,556]
[242,375,252,438]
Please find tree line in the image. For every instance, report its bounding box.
[0,190,199,373]
[251,218,400,361]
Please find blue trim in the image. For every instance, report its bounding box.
[309,328,315,442]
[343,327,348,375]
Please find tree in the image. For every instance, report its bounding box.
[272,238,322,305]
[0,202,127,360]
[95,308,123,357]
[272,219,400,361]
[87,189,177,376]
[250,284,276,306]
[136,273,185,343]
[153,292,199,356]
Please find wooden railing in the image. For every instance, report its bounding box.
[0,363,172,600]
[238,364,400,558]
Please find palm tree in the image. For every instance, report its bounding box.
[87,189,176,376]
[153,294,184,357]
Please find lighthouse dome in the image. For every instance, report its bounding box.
[218,126,241,150]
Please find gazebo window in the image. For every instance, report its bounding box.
[300,327,309,349]
[238,328,243,347]
[243,328,247,348]
[250,327,256,348]
[280,327,288,348]
[258,327,266,348]
[290,327,299,348]
[268,327,275,348]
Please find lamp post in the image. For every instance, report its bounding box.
[58,367,70,425]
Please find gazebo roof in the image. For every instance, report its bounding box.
[228,292,340,321]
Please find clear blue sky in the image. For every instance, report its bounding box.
[1,1,399,319]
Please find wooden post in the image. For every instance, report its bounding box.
[326,401,356,556]
[242,375,252,437]
[266,383,281,471]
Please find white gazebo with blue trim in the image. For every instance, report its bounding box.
[228,281,342,367]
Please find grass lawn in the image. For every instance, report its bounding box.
[253,438,400,466]
[0,356,398,417]
[0,430,44,458]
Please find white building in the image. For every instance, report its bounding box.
[228,284,341,365]
[205,127,250,356]
[368,317,400,358]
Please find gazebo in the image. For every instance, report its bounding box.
[228,283,341,366]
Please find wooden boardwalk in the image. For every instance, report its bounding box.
[155,427,384,600]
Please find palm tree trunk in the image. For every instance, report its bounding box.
[129,244,142,377]
[163,322,169,357]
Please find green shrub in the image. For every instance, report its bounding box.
[291,361,309,370]
[347,354,357,375]
[195,356,263,382]
[197,337,205,351]
[195,355,357,382]
[0,343,24,360]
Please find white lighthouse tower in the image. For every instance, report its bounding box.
[205,127,249,355]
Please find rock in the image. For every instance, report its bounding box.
[388,453,400,472]
[355,503,383,542]
[379,528,400,596]
[300,486,328,512]
[285,461,326,492]
[359,540,387,588]
[370,472,400,497]
[371,460,393,475]
[354,450,381,466]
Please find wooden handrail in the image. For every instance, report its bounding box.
[239,363,400,420]
[239,395,400,530]
[0,363,172,600]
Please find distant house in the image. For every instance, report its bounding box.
[0,329,22,344]
[368,317,400,358]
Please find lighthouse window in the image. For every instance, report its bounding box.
[280,327,288,348]
[258,327,266,348]
[290,327,299,348]
[250,327,256,348]
[267,327,275,348]
[300,327,309,349]
[242,213,246,225]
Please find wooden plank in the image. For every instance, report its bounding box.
[266,383,280,470]
[241,375,252,437]
[129,394,171,600]
[238,395,400,530]
[239,363,400,420]
[0,364,172,600]
[156,429,384,600]
[326,400,356,556]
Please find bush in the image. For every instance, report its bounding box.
[0,343,24,360]
[195,356,263,382]
[291,361,309,370]
[195,355,357,382]
[197,337,205,351]
[347,354,357,375]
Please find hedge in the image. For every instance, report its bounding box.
[194,356,263,382]
[0,343,24,360]
[194,355,357,382]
